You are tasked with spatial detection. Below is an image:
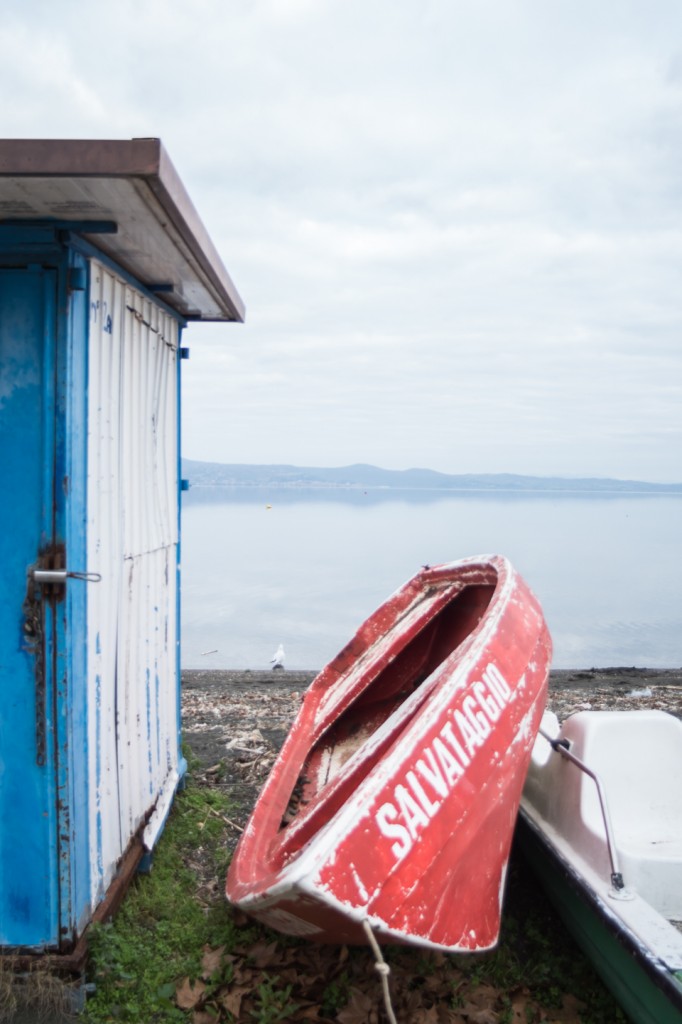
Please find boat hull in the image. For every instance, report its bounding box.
[517,811,682,1024]
[227,555,552,951]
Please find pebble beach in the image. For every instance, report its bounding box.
[181,666,682,838]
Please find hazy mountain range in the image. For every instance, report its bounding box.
[182,460,682,494]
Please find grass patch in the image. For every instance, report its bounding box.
[82,767,248,1023]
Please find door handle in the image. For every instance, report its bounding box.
[32,569,102,584]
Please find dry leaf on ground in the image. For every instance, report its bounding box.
[218,984,250,1018]
[543,993,586,1022]
[175,977,206,1010]
[200,944,225,978]
[336,986,377,1024]
[192,1012,216,1024]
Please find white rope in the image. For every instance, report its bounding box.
[361,919,399,1024]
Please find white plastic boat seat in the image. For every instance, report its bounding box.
[561,710,682,919]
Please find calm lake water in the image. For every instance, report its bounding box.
[180,488,682,672]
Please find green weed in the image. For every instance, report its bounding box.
[249,976,299,1023]
[82,772,237,1023]
[320,971,351,1017]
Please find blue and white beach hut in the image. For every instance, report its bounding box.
[0,139,244,955]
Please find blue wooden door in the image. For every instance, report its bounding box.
[0,267,60,948]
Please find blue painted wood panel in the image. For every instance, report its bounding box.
[0,268,59,947]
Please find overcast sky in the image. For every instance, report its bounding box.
[3,0,681,481]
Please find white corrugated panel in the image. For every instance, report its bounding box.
[87,259,180,903]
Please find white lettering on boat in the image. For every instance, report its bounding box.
[375,664,512,863]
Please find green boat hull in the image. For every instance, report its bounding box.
[517,812,682,1024]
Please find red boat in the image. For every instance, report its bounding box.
[226,555,551,952]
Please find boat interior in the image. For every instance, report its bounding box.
[525,709,682,924]
[275,582,495,858]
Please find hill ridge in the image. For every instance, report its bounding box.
[181,459,682,494]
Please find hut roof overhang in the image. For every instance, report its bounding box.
[0,137,245,322]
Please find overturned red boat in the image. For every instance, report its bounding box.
[226,555,551,952]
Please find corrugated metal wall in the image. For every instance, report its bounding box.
[87,259,180,903]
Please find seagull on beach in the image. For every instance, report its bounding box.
[270,644,285,670]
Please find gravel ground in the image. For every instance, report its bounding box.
[181,666,682,838]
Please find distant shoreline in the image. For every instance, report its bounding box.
[181,459,682,496]
[185,482,682,496]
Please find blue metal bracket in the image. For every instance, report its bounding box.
[68,267,87,292]
[1,219,118,234]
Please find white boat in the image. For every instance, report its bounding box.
[518,709,682,1024]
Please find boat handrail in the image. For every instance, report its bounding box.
[539,727,627,896]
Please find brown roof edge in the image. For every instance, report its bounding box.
[152,140,246,323]
[0,137,163,177]
[0,138,245,323]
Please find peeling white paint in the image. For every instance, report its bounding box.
[87,259,181,903]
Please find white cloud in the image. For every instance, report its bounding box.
[0,22,108,131]
[2,0,682,481]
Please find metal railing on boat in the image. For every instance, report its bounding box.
[539,727,632,899]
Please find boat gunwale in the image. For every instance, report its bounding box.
[229,555,541,891]
[254,561,508,867]
[309,558,507,721]
[270,582,490,859]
